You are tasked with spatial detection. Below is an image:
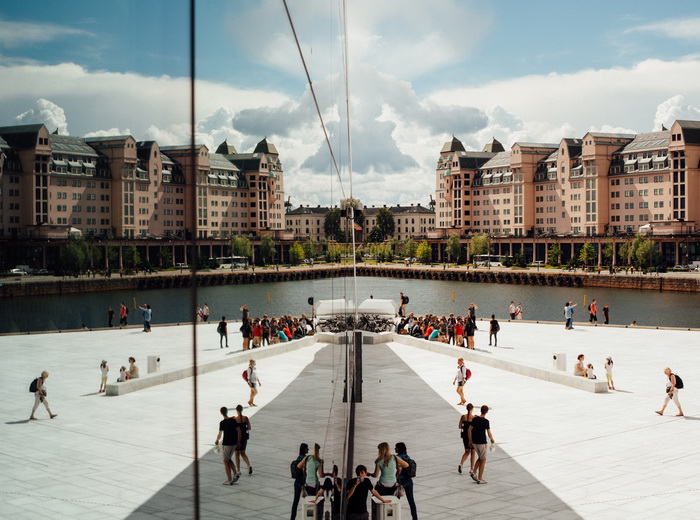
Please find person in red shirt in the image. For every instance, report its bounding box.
[252,319,263,348]
[455,319,465,347]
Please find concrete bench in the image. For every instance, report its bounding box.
[105,335,319,396]
[392,333,609,393]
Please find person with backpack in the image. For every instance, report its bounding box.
[290,443,309,520]
[452,358,468,405]
[371,441,408,496]
[488,315,500,347]
[656,367,684,416]
[395,442,418,520]
[30,371,57,420]
[245,359,260,407]
[217,316,228,348]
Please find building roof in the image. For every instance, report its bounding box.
[253,138,278,155]
[480,151,511,169]
[209,153,240,172]
[51,134,100,158]
[286,205,330,215]
[0,135,9,152]
[513,142,559,149]
[84,135,134,143]
[677,120,700,145]
[440,136,466,154]
[0,124,46,148]
[482,137,505,153]
[215,140,238,155]
[620,130,670,154]
[363,204,434,216]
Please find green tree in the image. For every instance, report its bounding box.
[231,235,252,260]
[290,242,304,265]
[326,243,342,263]
[367,225,384,243]
[376,207,395,239]
[632,234,659,269]
[547,244,563,266]
[578,242,596,267]
[403,238,418,259]
[85,241,102,269]
[512,250,528,268]
[64,242,87,273]
[259,235,276,265]
[469,232,491,262]
[618,242,631,265]
[446,232,462,263]
[303,238,317,260]
[159,246,172,268]
[602,239,615,265]
[125,245,141,269]
[107,246,119,269]
[416,240,432,263]
[324,208,342,241]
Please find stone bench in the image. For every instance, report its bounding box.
[392,333,609,393]
[105,335,319,396]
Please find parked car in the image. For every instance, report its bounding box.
[10,268,28,275]
[35,269,49,275]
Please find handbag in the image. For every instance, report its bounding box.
[397,485,404,498]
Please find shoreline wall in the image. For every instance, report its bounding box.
[2,265,699,298]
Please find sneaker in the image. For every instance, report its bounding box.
[50,414,57,419]
[477,480,487,484]
[458,465,462,474]
[470,472,478,482]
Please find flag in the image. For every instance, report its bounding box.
[353,222,361,231]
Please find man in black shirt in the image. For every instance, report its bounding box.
[214,406,240,485]
[346,465,389,520]
[468,405,495,484]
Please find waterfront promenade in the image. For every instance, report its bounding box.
[1,320,699,519]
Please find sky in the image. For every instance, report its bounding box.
[2,0,700,208]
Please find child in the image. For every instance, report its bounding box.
[118,366,127,382]
[99,360,109,393]
[604,357,615,390]
[586,363,597,380]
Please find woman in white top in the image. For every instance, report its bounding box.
[99,360,109,393]
[656,368,684,416]
[573,354,587,377]
[452,358,467,405]
[604,357,615,390]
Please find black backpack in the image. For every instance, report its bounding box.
[403,456,417,478]
[402,295,409,304]
[291,456,304,479]
[29,377,39,393]
[674,374,684,389]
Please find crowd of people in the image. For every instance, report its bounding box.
[395,309,499,349]
[234,304,315,351]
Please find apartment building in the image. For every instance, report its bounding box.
[0,124,285,241]
[285,205,329,241]
[437,120,699,239]
[363,204,435,241]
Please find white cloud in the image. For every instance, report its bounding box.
[0,19,93,48]
[625,17,700,41]
[653,95,700,130]
[15,98,69,134]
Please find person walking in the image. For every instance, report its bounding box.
[656,368,684,416]
[214,406,240,485]
[139,303,152,332]
[468,405,495,484]
[399,292,407,317]
[452,358,468,405]
[602,303,610,325]
[508,301,516,320]
[515,302,523,320]
[107,306,114,327]
[217,316,229,348]
[488,315,499,346]
[202,303,210,322]
[564,301,577,330]
[99,360,109,393]
[119,302,128,327]
[604,357,615,390]
[291,443,309,520]
[458,403,475,478]
[395,442,418,520]
[233,404,252,474]
[588,299,598,325]
[30,371,57,420]
[371,441,408,496]
[246,359,260,407]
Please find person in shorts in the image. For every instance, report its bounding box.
[214,406,240,485]
[468,404,495,484]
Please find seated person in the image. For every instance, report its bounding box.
[573,354,587,377]
[428,328,440,341]
[586,363,597,379]
[118,366,127,382]
[277,328,289,342]
[127,357,139,379]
